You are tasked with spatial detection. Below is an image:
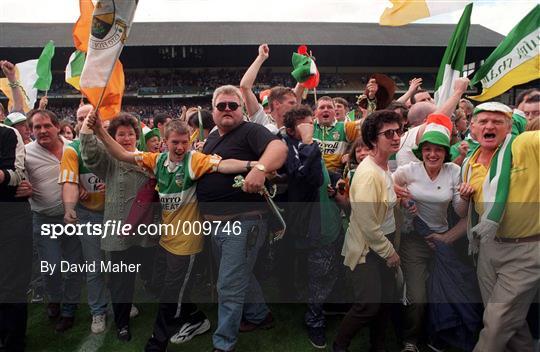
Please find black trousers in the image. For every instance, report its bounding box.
[109,246,143,329]
[0,202,32,352]
[335,250,396,351]
[145,247,204,352]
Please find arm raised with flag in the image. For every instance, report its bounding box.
[0,60,24,113]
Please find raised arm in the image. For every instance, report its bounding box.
[397,77,422,104]
[435,77,469,117]
[1,60,24,113]
[293,82,306,105]
[415,78,470,145]
[240,44,269,117]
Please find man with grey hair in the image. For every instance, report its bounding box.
[460,102,539,352]
[196,85,287,352]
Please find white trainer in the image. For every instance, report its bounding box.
[129,304,139,319]
[91,313,107,334]
[170,319,211,344]
[401,342,420,352]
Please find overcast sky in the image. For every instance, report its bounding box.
[1,0,537,35]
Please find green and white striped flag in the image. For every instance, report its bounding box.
[470,5,540,101]
[65,50,86,91]
[434,3,472,106]
[33,40,55,91]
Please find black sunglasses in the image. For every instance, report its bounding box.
[215,102,240,112]
[378,128,404,139]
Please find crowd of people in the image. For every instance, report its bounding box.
[0,43,539,352]
[23,69,352,97]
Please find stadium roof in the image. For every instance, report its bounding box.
[0,22,504,48]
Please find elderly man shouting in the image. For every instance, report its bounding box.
[460,102,539,352]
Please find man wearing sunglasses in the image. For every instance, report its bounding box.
[195,85,287,352]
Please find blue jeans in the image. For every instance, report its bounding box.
[211,217,269,351]
[33,212,83,317]
[305,237,342,329]
[76,205,108,316]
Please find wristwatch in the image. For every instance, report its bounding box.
[254,163,266,172]
[246,160,253,171]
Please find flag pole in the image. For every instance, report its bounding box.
[94,60,119,113]
[197,106,204,141]
[88,3,138,116]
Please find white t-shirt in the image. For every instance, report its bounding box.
[396,125,421,167]
[250,104,280,134]
[393,162,464,233]
[381,168,397,235]
[25,138,68,216]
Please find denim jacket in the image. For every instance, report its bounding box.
[80,133,156,251]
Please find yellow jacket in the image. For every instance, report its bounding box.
[342,155,397,270]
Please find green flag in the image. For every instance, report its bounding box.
[34,40,55,91]
[470,5,540,101]
[434,3,473,106]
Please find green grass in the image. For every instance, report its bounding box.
[26,302,462,352]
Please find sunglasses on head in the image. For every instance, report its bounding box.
[378,128,404,139]
[215,102,240,112]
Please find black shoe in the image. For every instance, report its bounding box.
[427,338,447,352]
[117,326,131,342]
[55,316,75,333]
[307,327,327,349]
[239,312,274,332]
[322,303,351,316]
[331,342,349,352]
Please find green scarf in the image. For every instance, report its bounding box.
[461,111,527,253]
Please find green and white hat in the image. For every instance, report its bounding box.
[473,102,512,118]
[413,113,453,161]
[290,45,320,89]
[4,112,27,127]
[143,126,160,140]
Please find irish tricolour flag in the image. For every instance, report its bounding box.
[434,3,472,107]
[0,41,55,112]
[380,0,470,26]
[65,50,86,90]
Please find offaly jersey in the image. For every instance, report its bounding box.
[135,150,221,255]
[313,120,359,172]
[58,139,105,212]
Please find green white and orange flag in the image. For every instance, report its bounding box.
[76,0,137,120]
[380,0,469,26]
[470,5,540,102]
[65,50,86,90]
[0,40,55,112]
[0,60,39,112]
[434,3,472,106]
